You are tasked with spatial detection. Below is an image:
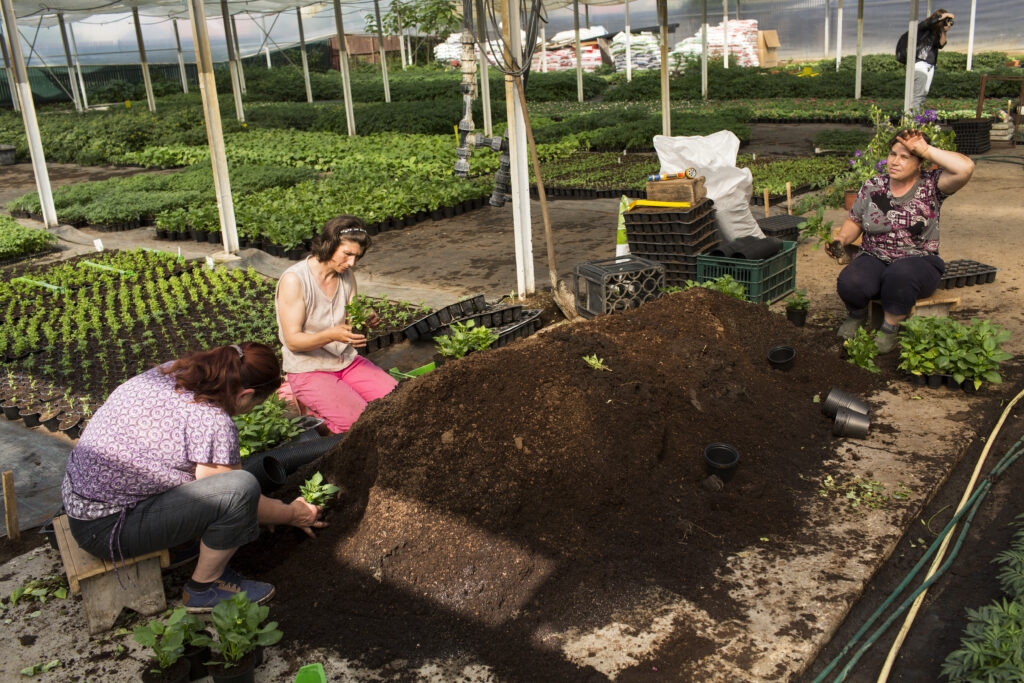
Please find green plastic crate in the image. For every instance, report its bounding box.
[696,241,797,303]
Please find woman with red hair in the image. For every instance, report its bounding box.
[62,342,325,612]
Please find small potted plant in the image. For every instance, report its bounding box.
[133,615,190,683]
[193,592,283,683]
[300,472,340,507]
[164,608,212,682]
[783,289,809,327]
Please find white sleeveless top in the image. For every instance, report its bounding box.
[275,258,358,374]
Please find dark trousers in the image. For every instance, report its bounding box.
[837,252,944,317]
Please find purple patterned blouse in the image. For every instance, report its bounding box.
[849,169,949,264]
[62,365,240,521]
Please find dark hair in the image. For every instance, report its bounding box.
[888,129,931,159]
[162,342,282,414]
[928,9,950,32]
[311,215,371,262]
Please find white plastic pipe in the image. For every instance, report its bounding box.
[540,25,547,72]
[396,9,406,68]
[966,0,977,71]
[372,0,391,102]
[132,8,156,112]
[67,22,86,108]
[573,0,583,102]
[903,0,919,113]
[835,0,843,70]
[296,7,312,102]
[230,15,246,94]
[220,1,245,121]
[262,15,271,68]
[855,0,863,99]
[173,19,189,94]
[0,0,56,227]
[186,0,238,253]
[477,0,492,136]
[624,0,631,81]
[722,0,729,69]
[56,14,81,111]
[824,0,830,58]
[507,0,533,296]
[658,0,669,134]
[701,0,708,99]
[332,0,356,135]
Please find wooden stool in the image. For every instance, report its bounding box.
[53,515,170,634]
[869,295,960,330]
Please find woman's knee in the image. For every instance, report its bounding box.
[211,470,261,511]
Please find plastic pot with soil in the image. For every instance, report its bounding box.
[703,443,740,482]
[207,652,257,683]
[785,308,807,326]
[767,345,796,371]
[140,658,190,683]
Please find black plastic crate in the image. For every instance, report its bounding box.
[756,214,804,243]
[629,231,720,257]
[950,118,992,155]
[573,256,665,319]
[623,198,714,225]
[938,259,998,289]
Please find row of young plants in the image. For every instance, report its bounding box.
[0,215,56,262]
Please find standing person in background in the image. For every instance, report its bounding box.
[910,9,955,111]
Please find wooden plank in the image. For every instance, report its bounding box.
[54,515,169,593]
[2,470,18,541]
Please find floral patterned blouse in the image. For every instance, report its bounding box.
[62,365,240,521]
[849,169,948,264]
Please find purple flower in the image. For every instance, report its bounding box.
[854,150,862,157]
[875,159,888,172]
[849,159,856,166]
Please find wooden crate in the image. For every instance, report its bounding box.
[645,176,707,204]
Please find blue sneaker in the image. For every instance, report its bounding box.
[182,567,275,612]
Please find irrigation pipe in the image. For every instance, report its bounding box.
[876,384,1024,682]
[811,403,1024,682]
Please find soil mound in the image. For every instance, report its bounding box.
[245,289,884,678]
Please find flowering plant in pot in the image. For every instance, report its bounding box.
[193,592,283,683]
[783,289,809,326]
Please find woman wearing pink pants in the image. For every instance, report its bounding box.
[275,216,397,433]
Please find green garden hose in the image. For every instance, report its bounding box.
[812,385,1024,682]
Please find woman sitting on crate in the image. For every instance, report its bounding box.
[828,129,974,354]
[62,342,326,612]
[275,215,397,434]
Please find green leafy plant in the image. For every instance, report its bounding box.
[433,320,499,359]
[797,207,835,247]
[299,472,340,507]
[818,475,909,510]
[6,575,68,605]
[897,316,1013,388]
[582,354,611,371]
[133,614,186,672]
[192,592,283,668]
[942,598,1024,681]
[232,393,304,457]
[684,274,747,301]
[345,294,374,333]
[784,289,809,311]
[844,327,881,373]
[19,660,62,676]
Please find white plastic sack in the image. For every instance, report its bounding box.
[653,131,765,242]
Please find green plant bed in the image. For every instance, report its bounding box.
[0,216,57,263]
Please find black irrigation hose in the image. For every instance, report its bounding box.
[972,154,1024,166]
[813,430,1024,682]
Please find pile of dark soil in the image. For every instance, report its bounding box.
[236,289,885,680]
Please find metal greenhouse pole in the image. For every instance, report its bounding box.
[332,0,356,135]
[701,0,708,100]
[658,0,669,134]
[573,0,582,102]
[540,25,546,71]
[0,0,56,227]
[186,0,238,253]
[854,0,863,98]
[834,0,843,69]
[56,15,82,111]
[230,14,246,93]
[722,0,728,68]
[0,20,20,111]
[902,0,919,113]
[372,0,391,102]
[396,8,406,68]
[296,7,313,102]
[67,22,87,107]
[503,0,534,297]
[476,0,492,135]
[823,0,829,57]
[965,0,977,71]
[220,0,245,121]
[624,0,631,81]
[173,19,189,93]
[131,8,156,112]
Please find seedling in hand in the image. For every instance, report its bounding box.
[300,472,340,507]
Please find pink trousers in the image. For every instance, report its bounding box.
[285,356,397,434]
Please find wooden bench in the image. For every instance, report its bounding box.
[52,515,170,634]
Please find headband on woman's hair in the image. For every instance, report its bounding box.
[230,344,244,359]
[338,228,367,236]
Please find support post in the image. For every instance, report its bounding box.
[903,0,919,113]
[573,0,583,103]
[230,15,246,93]
[68,22,86,108]
[396,9,407,68]
[296,7,312,102]
[186,0,238,254]
[332,0,356,135]
[624,0,631,81]
[220,1,245,122]
[131,8,156,112]
[835,0,843,70]
[854,0,863,99]
[0,0,56,227]
[585,3,589,29]
[476,0,491,136]
[57,14,81,111]
[173,19,189,93]
[824,0,830,58]
[3,470,18,542]
[1,18,20,111]
[504,0,534,297]
[966,0,977,71]
[540,25,547,72]
[701,0,708,100]
[262,15,271,68]
[722,0,728,69]
[658,0,670,134]
[372,0,391,102]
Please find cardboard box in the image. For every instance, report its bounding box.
[757,30,780,67]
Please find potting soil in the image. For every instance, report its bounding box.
[234,288,884,680]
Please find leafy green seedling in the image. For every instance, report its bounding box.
[582,354,611,371]
[784,288,809,311]
[133,616,186,672]
[433,320,499,359]
[192,592,283,668]
[300,472,340,507]
[683,275,747,301]
[19,660,61,676]
[844,327,881,373]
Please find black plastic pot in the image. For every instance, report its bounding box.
[785,308,807,327]
[42,413,62,432]
[20,409,41,428]
[190,229,206,242]
[821,387,869,418]
[141,657,190,683]
[910,373,926,386]
[767,345,795,371]
[207,232,221,244]
[833,405,871,438]
[208,653,256,683]
[962,379,980,394]
[703,443,740,482]
[926,374,944,389]
[241,454,286,494]
[3,404,20,420]
[184,632,212,681]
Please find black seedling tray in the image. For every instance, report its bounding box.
[937,259,998,289]
[403,294,487,342]
[623,199,715,225]
[433,305,524,339]
[756,214,804,243]
[492,309,543,348]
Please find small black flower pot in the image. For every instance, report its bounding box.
[785,308,807,327]
[208,652,256,683]
[443,205,455,218]
[190,229,206,242]
[207,231,221,244]
[141,657,190,683]
[430,209,443,221]
[155,228,169,239]
[833,405,871,438]
[910,373,927,386]
[962,380,980,394]
[926,374,944,389]
[185,631,212,680]
[822,387,870,418]
[42,413,62,432]
[704,443,740,482]
[20,410,41,428]
[3,405,21,420]
[767,345,795,371]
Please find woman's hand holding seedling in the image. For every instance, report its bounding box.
[287,497,326,538]
[300,472,341,507]
[328,322,367,347]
